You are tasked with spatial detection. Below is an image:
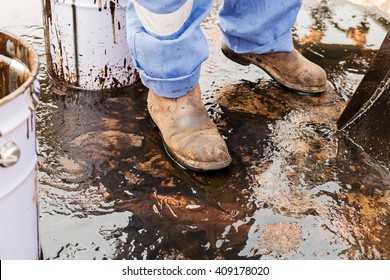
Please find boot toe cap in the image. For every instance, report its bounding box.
[167,132,232,171]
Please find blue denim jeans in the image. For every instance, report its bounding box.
[126,0,302,98]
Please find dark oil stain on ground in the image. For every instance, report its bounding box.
[6,0,389,259]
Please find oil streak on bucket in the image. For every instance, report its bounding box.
[42,0,139,90]
[0,30,40,259]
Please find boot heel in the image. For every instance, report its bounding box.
[221,43,250,66]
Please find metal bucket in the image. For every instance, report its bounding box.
[42,0,139,90]
[0,30,40,259]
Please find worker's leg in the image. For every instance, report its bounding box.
[219,0,327,94]
[126,0,211,98]
[126,0,231,171]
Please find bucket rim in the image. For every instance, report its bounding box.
[0,29,39,107]
[50,0,127,10]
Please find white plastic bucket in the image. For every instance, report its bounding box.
[42,0,139,90]
[0,30,40,260]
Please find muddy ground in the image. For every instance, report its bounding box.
[1,0,389,259]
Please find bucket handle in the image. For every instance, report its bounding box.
[0,155,19,167]
[0,142,20,167]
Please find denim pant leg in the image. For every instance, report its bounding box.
[219,0,302,54]
[126,0,213,98]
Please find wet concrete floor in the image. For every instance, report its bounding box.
[2,0,390,259]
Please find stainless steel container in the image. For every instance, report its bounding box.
[42,0,139,90]
[0,30,40,260]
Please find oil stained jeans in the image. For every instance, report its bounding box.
[126,0,302,98]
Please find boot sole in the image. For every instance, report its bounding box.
[163,141,232,172]
[221,43,326,95]
[148,116,232,172]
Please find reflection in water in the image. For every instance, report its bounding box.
[5,0,388,259]
[299,0,371,47]
[347,22,370,46]
[220,83,390,259]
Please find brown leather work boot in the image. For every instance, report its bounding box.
[147,84,232,171]
[221,42,327,94]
